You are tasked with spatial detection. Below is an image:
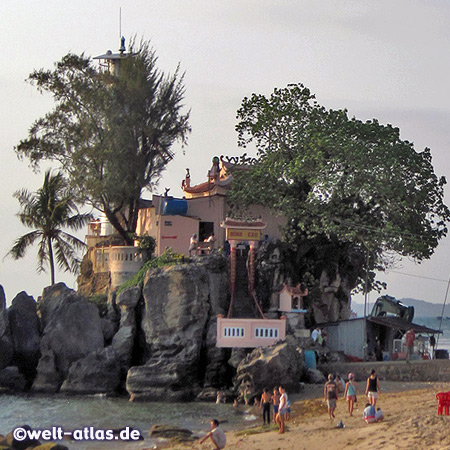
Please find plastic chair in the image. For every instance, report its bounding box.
[436,392,450,415]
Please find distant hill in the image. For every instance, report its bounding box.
[351,297,450,318]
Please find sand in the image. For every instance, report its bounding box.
[165,381,450,450]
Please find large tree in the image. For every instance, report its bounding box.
[230,83,450,298]
[8,170,91,285]
[16,39,190,244]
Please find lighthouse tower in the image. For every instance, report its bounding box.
[93,36,129,76]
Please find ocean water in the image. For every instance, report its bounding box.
[413,317,450,352]
[0,394,258,449]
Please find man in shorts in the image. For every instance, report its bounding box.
[200,419,226,449]
[324,374,338,419]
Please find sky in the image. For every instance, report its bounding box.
[1,0,450,307]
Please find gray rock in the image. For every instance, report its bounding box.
[305,368,327,384]
[8,292,41,380]
[32,349,62,393]
[127,261,218,401]
[0,285,13,370]
[234,341,305,395]
[0,366,27,391]
[33,284,104,393]
[38,283,104,377]
[60,347,120,395]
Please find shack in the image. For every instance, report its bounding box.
[324,296,441,361]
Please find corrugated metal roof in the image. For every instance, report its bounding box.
[368,316,442,334]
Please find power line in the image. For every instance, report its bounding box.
[386,270,448,284]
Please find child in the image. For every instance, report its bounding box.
[324,374,338,419]
[363,403,377,423]
[375,407,384,421]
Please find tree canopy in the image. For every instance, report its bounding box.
[8,170,91,285]
[230,83,450,293]
[16,39,190,244]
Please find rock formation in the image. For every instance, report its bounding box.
[234,337,305,397]
[126,255,229,401]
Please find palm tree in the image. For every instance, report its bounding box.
[8,170,92,285]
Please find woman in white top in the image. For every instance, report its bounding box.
[276,386,288,434]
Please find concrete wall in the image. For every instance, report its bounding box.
[319,359,450,382]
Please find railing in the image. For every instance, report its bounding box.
[216,316,286,348]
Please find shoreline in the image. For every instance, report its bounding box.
[163,381,450,450]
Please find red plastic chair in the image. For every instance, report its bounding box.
[436,392,450,415]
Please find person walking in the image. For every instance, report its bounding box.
[324,374,338,419]
[344,373,359,416]
[365,369,380,407]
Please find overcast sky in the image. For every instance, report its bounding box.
[1,1,450,308]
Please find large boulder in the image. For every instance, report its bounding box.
[32,283,104,392]
[0,366,27,392]
[0,285,13,370]
[8,292,41,381]
[127,257,228,401]
[60,347,120,395]
[234,338,305,396]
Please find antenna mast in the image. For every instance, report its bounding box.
[119,7,122,41]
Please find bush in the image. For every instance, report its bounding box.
[117,248,186,294]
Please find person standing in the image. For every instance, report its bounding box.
[271,387,281,423]
[199,419,226,449]
[276,386,288,434]
[189,233,198,257]
[365,369,380,407]
[405,328,416,361]
[324,374,338,419]
[260,388,272,426]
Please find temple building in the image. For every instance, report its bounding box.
[135,155,285,256]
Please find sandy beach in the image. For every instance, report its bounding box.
[165,381,450,450]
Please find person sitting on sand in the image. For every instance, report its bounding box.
[363,403,377,423]
[260,387,272,426]
[200,419,226,449]
[344,373,359,417]
[276,385,288,434]
[365,369,381,407]
[324,374,338,419]
[375,407,384,421]
[272,387,281,422]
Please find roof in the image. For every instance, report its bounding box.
[368,316,442,334]
[280,285,308,296]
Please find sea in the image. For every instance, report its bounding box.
[413,316,450,352]
[0,395,258,449]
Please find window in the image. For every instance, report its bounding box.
[255,327,279,339]
[164,221,172,226]
[223,327,245,338]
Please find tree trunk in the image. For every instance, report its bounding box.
[48,237,55,285]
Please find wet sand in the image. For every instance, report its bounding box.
[165,381,450,450]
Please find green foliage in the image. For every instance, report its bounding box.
[7,170,91,285]
[15,38,191,244]
[87,293,108,317]
[117,248,186,293]
[231,83,450,292]
[130,233,156,262]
